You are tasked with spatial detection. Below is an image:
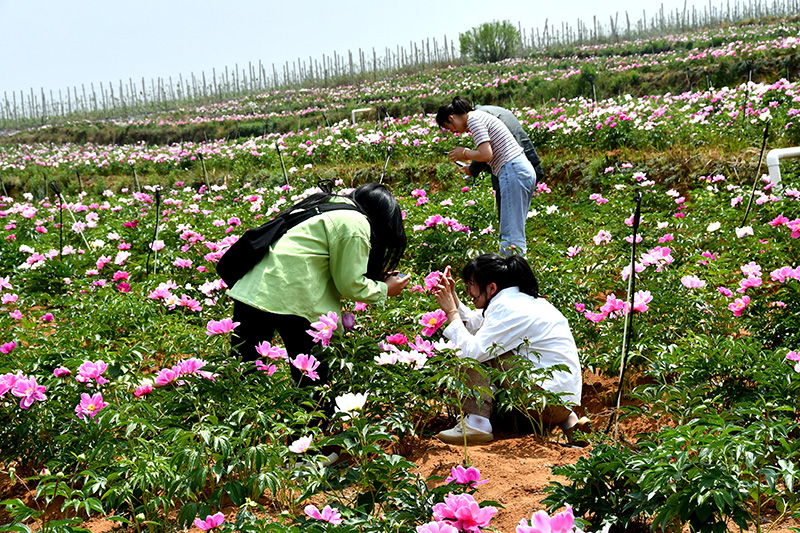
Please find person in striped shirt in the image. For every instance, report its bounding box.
[436,96,536,255]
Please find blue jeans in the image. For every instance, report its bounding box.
[496,154,535,255]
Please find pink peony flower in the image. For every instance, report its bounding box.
[769,214,789,226]
[729,295,751,317]
[304,505,343,524]
[566,246,581,257]
[194,512,225,531]
[592,230,612,245]
[9,310,22,320]
[76,360,109,386]
[737,275,762,293]
[53,366,71,377]
[718,286,734,297]
[633,290,652,313]
[420,310,447,336]
[206,318,239,336]
[1,293,18,304]
[600,294,629,317]
[291,353,321,381]
[0,341,16,354]
[74,392,108,419]
[433,493,497,532]
[41,313,54,322]
[354,302,368,311]
[417,521,459,533]
[445,465,487,487]
[255,361,277,375]
[386,333,409,345]
[289,435,312,453]
[306,311,338,346]
[255,341,287,360]
[681,275,706,289]
[584,311,606,323]
[574,303,585,313]
[741,261,762,277]
[517,505,575,533]
[11,376,47,409]
[0,373,21,398]
[410,335,435,356]
[425,271,443,291]
[134,382,153,397]
[155,368,178,386]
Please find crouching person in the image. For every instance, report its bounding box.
[433,254,590,445]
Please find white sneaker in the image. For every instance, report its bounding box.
[437,419,494,445]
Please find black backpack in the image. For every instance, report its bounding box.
[216,202,360,288]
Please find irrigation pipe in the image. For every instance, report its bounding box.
[605,190,642,439]
[275,143,290,186]
[145,189,162,276]
[379,146,393,184]
[740,120,771,227]
[51,185,91,251]
[49,181,64,260]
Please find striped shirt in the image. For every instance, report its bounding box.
[467,110,523,175]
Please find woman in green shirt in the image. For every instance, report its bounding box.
[228,183,409,386]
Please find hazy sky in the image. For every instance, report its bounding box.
[1,0,697,98]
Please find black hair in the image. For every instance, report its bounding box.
[349,183,407,280]
[435,96,474,128]
[276,183,406,281]
[461,253,539,299]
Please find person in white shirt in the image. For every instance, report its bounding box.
[433,254,590,445]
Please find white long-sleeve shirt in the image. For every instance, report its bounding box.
[442,287,582,405]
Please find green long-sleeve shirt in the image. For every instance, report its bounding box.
[227,198,388,322]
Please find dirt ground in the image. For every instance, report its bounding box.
[2,371,797,532]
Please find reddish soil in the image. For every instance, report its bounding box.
[2,371,797,532]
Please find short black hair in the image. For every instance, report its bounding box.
[461,254,539,298]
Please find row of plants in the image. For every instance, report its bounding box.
[3,16,800,147]
[1,69,798,202]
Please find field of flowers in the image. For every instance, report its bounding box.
[1,154,799,531]
[1,13,800,533]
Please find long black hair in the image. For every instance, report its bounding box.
[275,183,406,281]
[436,96,473,128]
[461,253,539,299]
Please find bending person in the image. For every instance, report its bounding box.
[433,254,589,445]
[437,96,536,255]
[227,183,410,387]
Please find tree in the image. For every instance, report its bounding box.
[459,21,521,63]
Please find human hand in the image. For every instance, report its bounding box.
[384,271,411,297]
[434,266,460,321]
[448,147,467,162]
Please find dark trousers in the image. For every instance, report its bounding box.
[231,300,329,387]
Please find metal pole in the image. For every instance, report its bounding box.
[146,189,162,276]
[49,181,63,259]
[741,120,771,226]
[379,146,393,184]
[606,190,642,438]
[276,144,289,186]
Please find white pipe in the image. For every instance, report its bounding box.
[766,147,800,188]
[351,108,372,125]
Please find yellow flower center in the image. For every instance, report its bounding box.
[87,403,96,412]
